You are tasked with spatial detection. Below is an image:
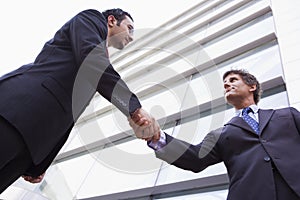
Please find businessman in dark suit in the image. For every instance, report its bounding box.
[0,8,159,193]
[130,69,300,199]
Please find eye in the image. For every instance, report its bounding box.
[128,25,134,34]
[229,77,237,82]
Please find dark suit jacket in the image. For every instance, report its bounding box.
[156,107,300,199]
[0,9,141,176]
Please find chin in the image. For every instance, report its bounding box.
[117,46,125,50]
[225,94,233,103]
[114,44,125,50]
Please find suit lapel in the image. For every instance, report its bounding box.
[258,109,274,135]
[225,116,257,135]
[225,109,275,136]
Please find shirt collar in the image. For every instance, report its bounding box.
[235,104,259,117]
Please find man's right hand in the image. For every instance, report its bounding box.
[129,108,160,141]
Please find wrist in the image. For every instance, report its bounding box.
[130,107,141,118]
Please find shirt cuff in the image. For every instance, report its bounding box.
[147,130,166,150]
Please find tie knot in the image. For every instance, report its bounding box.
[241,106,259,134]
[242,107,252,115]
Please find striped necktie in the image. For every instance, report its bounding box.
[242,107,259,134]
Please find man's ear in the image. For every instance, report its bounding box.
[107,15,117,28]
[249,84,257,92]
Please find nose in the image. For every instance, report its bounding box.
[223,81,230,90]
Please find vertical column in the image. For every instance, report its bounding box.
[270,0,300,108]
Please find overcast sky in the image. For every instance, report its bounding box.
[0,0,200,75]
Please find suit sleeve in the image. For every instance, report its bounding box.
[68,9,141,117]
[155,129,223,173]
[290,107,300,135]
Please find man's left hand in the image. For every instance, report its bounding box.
[22,173,45,184]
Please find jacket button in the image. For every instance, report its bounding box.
[264,156,271,162]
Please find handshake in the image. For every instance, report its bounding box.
[128,108,160,142]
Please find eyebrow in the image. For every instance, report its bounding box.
[223,76,238,82]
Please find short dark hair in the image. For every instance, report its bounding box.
[223,69,262,104]
[102,8,133,26]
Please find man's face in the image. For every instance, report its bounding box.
[108,15,134,50]
[223,73,256,106]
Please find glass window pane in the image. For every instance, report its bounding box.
[204,17,275,58]
[75,139,163,199]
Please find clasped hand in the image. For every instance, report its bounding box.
[129,108,160,142]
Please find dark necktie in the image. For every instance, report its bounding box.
[242,107,259,134]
